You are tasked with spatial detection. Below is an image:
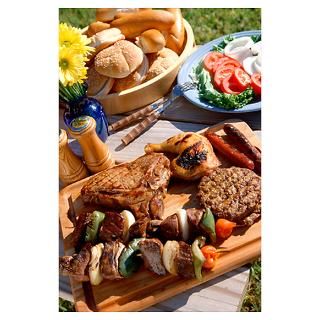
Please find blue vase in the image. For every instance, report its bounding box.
[64,96,109,142]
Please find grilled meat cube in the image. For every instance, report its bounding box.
[99,211,124,242]
[71,212,92,248]
[187,208,204,228]
[159,213,180,240]
[139,238,166,276]
[129,217,150,239]
[100,240,125,280]
[59,243,92,281]
[81,153,171,220]
[175,241,195,279]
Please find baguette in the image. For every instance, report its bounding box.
[165,8,185,54]
[96,8,139,22]
[110,10,175,38]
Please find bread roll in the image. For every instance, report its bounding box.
[96,8,139,22]
[86,67,114,96]
[110,10,175,38]
[165,9,185,54]
[112,54,149,92]
[144,47,178,82]
[90,28,125,53]
[94,40,144,78]
[135,29,166,54]
[87,21,110,37]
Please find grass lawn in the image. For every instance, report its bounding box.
[58,8,261,312]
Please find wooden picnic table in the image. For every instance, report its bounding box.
[59,95,261,312]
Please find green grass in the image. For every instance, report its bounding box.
[59,297,75,312]
[240,259,261,312]
[59,8,261,44]
[58,8,261,312]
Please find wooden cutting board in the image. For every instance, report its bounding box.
[59,119,261,312]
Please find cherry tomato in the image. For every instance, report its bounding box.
[215,219,237,239]
[220,75,241,94]
[201,245,219,269]
[203,52,224,72]
[251,73,261,95]
[230,67,251,91]
[213,66,235,90]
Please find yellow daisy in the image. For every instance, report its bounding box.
[59,23,94,56]
[59,47,87,86]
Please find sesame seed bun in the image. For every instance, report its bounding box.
[112,54,149,92]
[94,40,144,78]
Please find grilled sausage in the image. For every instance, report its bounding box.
[205,131,255,170]
[223,124,261,162]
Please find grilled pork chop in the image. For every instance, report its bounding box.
[81,153,171,220]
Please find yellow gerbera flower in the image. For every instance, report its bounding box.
[59,47,87,86]
[59,23,94,56]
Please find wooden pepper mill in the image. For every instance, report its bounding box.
[68,116,114,173]
[59,129,89,186]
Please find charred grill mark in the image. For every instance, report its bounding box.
[174,133,192,146]
[176,142,208,170]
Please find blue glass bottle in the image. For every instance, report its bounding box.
[63,93,109,142]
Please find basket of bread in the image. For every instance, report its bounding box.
[84,8,195,115]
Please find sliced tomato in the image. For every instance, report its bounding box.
[213,66,235,90]
[251,73,261,95]
[201,245,219,269]
[211,57,229,74]
[230,67,251,91]
[218,58,241,70]
[221,75,241,94]
[203,52,224,72]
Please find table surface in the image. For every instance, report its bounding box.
[59,96,261,312]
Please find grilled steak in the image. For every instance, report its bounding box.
[59,243,92,281]
[81,153,171,220]
[139,238,166,275]
[159,213,180,240]
[99,211,124,242]
[175,241,194,278]
[198,167,261,225]
[100,240,125,280]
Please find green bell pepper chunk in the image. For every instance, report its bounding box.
[84,211,105,243]
[200,208,216,243]
[191,236,206,281]
[119,238,144,278]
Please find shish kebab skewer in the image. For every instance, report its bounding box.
[60,235,226,286]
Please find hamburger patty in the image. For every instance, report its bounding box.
[198,167,261,225]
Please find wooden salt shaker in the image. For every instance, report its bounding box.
[68,116,114,173]
[59,129,89,186]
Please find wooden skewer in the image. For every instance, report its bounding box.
[121,110,161,145]
[108,97,165,132]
